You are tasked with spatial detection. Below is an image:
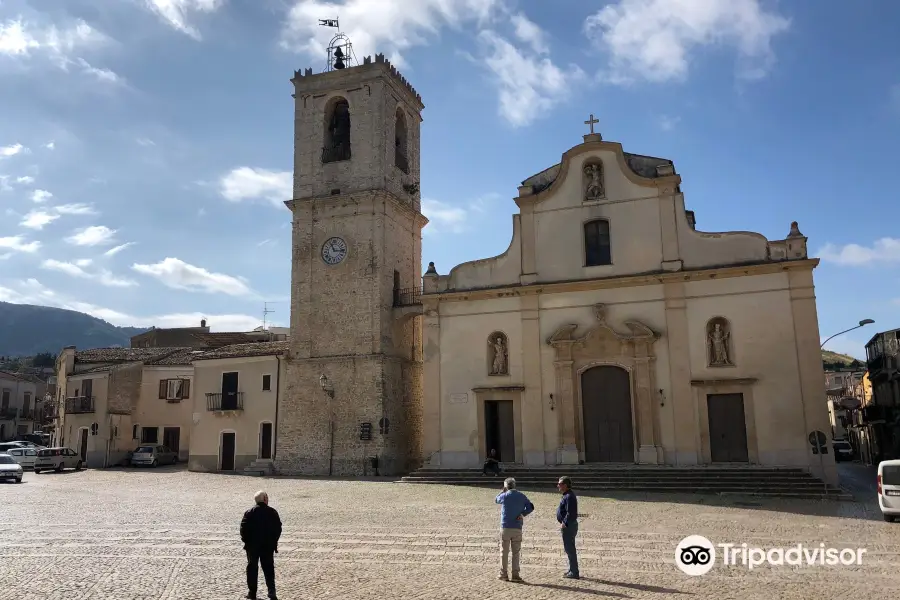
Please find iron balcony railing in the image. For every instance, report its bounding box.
[65,396,95,414]
[0,407,17,419]
[395,149,409,174]
[19,409,33,420]
[206,392,244,411]
[393,286,423,307]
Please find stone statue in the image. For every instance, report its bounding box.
[707,322,732,366]
[584,163,604,201]
[489,334,508,375]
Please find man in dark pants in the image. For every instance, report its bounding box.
[556,476,579,579]
[483,449,501,476]
[240,490,282,600]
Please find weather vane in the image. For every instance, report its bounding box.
[318,17,357,72]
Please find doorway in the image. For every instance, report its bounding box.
[79,428,88,461]
[220,432,236,470]
[221,372,239,410]
[259,422,273,459]
[581,366,635,462]
[707,393,749,462]
[484,400,515,462]
[163,427,180,456]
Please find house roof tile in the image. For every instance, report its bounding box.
[74,347,184,364]
[144,348,202,366]
[192,341,289,361]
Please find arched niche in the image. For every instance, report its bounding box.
[394,108,409,173]
[323,96,351,163]
[487,331,509,376]
[706,316,734,367]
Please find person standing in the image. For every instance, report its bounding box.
[495,477,534,583]
[240,490,282,600]
[556,476,579,579]
[483,449,501,476]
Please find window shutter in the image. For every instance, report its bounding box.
[182,379,190,399]
[158,380,167,399]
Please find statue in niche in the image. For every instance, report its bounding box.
[583,163,604,201]
[489,333,508,375]
[707,320,733,366]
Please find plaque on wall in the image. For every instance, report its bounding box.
[449,393,468,404]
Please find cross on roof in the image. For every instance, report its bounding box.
[584,113,599,134]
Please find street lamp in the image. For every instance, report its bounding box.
[821,319,875,349]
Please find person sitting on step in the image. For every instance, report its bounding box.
[483,449,502,476]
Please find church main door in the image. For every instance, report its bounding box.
[581,366,634,462]
[484,400,515,462]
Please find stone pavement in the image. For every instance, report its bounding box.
[0,467,897,599]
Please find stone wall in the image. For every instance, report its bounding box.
[108,363,142,415]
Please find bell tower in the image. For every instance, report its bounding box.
[277,45,427,477]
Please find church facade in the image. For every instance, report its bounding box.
[419,131,836,485]
[275,54,836,485]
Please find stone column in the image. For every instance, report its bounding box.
[664,282,698,465]
[634,357,661,464]
[554,358,578,464]
[421,302,442,466]
[520,297,545,465]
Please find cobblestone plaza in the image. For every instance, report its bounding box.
[0,468,897,599]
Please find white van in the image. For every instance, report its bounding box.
[877,459,900,522]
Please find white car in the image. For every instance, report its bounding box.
[5,447,37,469]
[0,454,24,483]
[34,447,83,473]
[878,459,900,523]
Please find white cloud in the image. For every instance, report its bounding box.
[15,176,35,184]
[0,278,263,330]
[20,210,60,230]
[0,143,27,158]
[421,198,469,235]
[0,253,11,260]
[219,167,291,206]
[143,0,224,41]
[66,225,117,246]
[54,203,97,215]
[280,0,503,67]
[477,30,583,127]
[818,238,900,266]
[75,259,93,267]
[132,257,253,296]
[584,0,790,84]
[104,242,135,257]
[0,235,40,253]
[31,189,52,203]
[0,17,119,82]
[511,13,548,54]
[41,259,137,287]
[44,141,55,150]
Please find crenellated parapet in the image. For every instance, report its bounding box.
[291,53,422,104]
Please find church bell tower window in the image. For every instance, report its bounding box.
[394,108,409,174]
[322,97,351,163]
[584,219,612,266]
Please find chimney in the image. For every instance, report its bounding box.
[201,318,207,328]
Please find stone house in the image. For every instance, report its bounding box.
[54,347,195,467]
[188,342,287,473]
[0,370,40,440]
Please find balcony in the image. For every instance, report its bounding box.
[393,286,423,307]
[0,408,17,420]
[395,149,409,174]
[19,409,33,420]
[65,396,95,414]
[206,392,244,411]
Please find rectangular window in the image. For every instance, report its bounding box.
[1,389,9,411]
[159,379,190,401]
[82,378,93,398]
[584,220,612,266]
[262,374,272,391]
[141,427,159,444]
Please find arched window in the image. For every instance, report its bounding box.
[322,97,351,163]
[394,109,409,173]
[584,219,611,266]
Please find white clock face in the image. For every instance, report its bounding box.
[321,237,348,265]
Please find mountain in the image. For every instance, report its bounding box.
[0,302,148,357]
[822,349,865,369]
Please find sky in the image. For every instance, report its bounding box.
[0,0,898,359]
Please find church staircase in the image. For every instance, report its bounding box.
[242,459,274,477]
[400,465,850,500]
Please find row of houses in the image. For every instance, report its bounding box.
[50,324,290,474]
[0,370,50,442]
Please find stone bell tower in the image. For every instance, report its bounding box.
[276,51,427,476]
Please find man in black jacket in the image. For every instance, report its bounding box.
[240,490,282,600]
[556,476,579,579]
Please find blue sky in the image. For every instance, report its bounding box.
[0,0,898,359]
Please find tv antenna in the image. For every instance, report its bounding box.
[319,17,357,71]
[262,302,275,335]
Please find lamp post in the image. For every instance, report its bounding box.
[821,319,875,349]
[319,374,335,476]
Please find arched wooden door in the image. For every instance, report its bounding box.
[581,366,634,462]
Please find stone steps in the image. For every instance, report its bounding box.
[243,459,274,476]
[400,466,850,500]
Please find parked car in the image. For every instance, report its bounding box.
[130,445,178,467]
[833,440,854,462]
[5,447,37,469]
[0,454,23,483]
[34,447,83,473]
[879,459,900,523]
[0,442,28,454]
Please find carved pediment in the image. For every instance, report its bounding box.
[547,304,659,349]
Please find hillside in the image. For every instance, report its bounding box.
[822,349,864,368]
[0,302,147,357]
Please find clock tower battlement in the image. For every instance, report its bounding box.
[278,52,426,478]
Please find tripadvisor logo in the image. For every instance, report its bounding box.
[675,536,867,575]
